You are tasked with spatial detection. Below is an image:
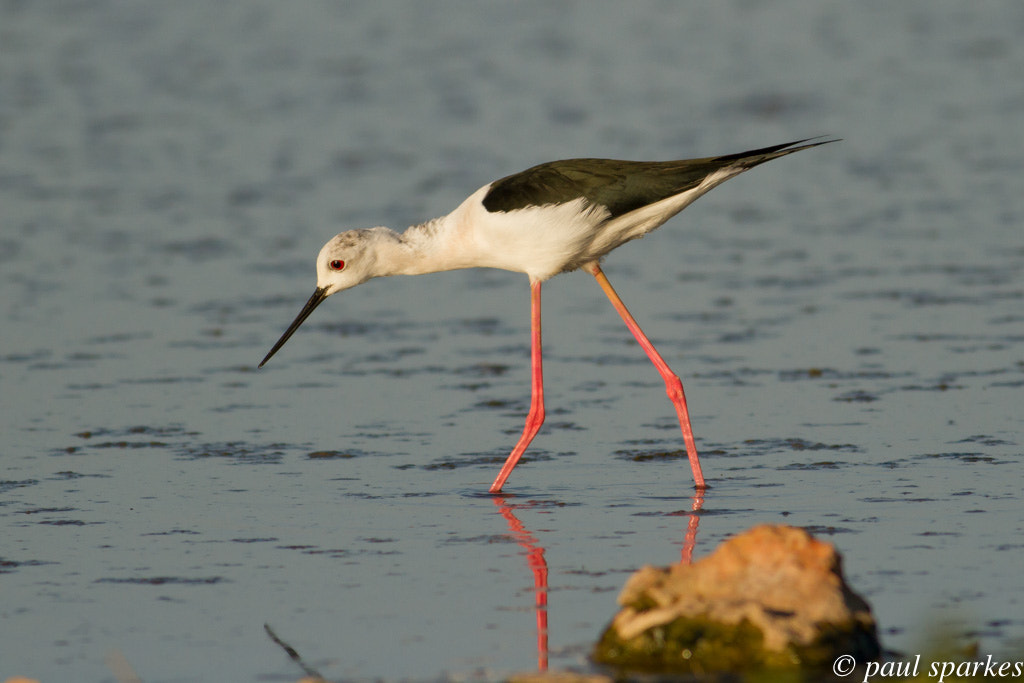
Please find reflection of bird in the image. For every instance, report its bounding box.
[259,138,836,492]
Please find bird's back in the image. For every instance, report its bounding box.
[481,139,830,219]
[482,157,718,219]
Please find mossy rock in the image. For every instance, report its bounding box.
[595,613,877,674]
[591,526,881,675]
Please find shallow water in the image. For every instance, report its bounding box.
[2,1,1023,681]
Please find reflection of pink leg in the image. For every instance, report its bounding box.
[680,491,704,565]
[531,548,549,672]
[587,264,706,490]
[490,280,545,493]
[493,497,549,671]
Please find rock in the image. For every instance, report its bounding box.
[593,524,880,673]
[508,673,613,683]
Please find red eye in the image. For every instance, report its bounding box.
[329,259,345,271]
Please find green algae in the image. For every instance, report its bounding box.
[593,613,879,675]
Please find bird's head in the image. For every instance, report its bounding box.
[259,228,391,367]
[313,228,392,296]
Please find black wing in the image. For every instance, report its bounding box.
[482,138,836,219]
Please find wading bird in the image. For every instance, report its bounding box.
[259,138,835,492]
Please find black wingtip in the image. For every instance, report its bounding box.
[712,136,839,167]
[713,136,840,163]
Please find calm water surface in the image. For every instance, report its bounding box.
[2,1,1022,681]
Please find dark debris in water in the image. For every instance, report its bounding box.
[778,367,903,382]
[914,451,999,464]
[74,425,199,440]
[68,440,171,451]
[308,450,360,459]
[800,524,859,535]
[691,366,772,387]
[50,471,110,480]
[95,576,227,585]
[423,451,553,470]
[442,533,518,545]
[779,461,846,470]
[0,557,59,574]
[616,438,862,465]
[0,479,38,494]
[453,362,511,378]
[779,439,860,452]
[900,382,960,392]
[39,519,97,526]
[17,507,75,515]
[833,390,880,403]
[616,449,687,463]
[422,454,502,470]
[176,441,289,464]
[0,349,52,364]
[59,425,315,468]
[955,434,1016,447]
[473,397,519,410]
[744,438,862,455]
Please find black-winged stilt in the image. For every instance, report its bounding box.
[259,138,837,493]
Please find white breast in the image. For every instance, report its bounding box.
[459,186,611,281]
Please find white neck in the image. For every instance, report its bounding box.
[385,190,487,276]
[357,216,463,279]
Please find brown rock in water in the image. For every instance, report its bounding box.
[594,525,880,673]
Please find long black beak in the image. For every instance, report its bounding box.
[259,286,330,368]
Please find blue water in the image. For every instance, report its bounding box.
[2,1,1023,680]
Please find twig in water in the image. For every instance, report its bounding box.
[264,623,328,681]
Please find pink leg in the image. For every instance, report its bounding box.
[489,280,545,493]
[586,263,706,489]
